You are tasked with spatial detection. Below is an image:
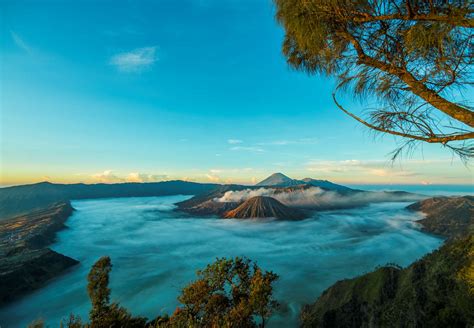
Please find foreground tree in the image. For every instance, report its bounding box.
[274,0,474,159]
[52,256,279,328]
[170,257,279,327]
[87,256,147,328]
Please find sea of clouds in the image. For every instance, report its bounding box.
[215,187,425,209]
[1,195,441,328]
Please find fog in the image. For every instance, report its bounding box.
[0,195,442,327]
[215,187,424,208]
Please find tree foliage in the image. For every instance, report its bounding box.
[30,256,279,328]
[86,256,148,328]
[171,257,279,327]
[274,0,474,159]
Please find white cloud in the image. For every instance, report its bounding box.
[215,186,424,207]
[126,172,167,183]
[92,170,167,183]
[206,174,220,182]
[227,139,243,144]
[305,159,419,178]
[110,46,158,72]
[10,31,31,53]
[230,146,264,153]
[92,170,124,183]
[257,138,319,146]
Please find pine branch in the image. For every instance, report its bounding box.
[332,92,474,144]
[340,31,474,127]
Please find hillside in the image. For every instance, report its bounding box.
[223,196,306,219]
[0,181,218,220]
[300,235,474,327]
[407,196,474,238]
[301,196,474,327]
[0,202,79,304]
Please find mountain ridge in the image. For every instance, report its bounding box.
[407,195,474,238]
[256,173,354,192]
[0,180,219,220]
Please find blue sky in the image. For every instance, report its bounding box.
[1,0,472,185]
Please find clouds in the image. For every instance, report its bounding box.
[215,186,424,208]
[110,46,158,72]
[10,31,32,53]
[126,172,168,183]
[305,159,420,179]
[257,138,319,146]
[227,138,264,152]
[227,139,243,144]
[206,174,221,182]
[92,170,123,183]
[204,168,255,184]
[230,146,264,153]
[226,137,318,154]
[92,170,167,183]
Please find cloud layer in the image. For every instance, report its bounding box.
[215,187,424,209]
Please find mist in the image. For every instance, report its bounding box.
[215,187,424,209]
[0,195,441,327]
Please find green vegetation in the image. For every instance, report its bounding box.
[171,257,279,327]
[274,0,474,159]
[300,235,474,327]
[29,256,279,328]
[86,257,147,327]
[407,195,474,238]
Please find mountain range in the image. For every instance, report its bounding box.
[0,181,218,220]
[256,172,354,192]
[0,173,421,220]
[177,173,423,217]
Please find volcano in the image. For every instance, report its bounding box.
[223,196,306,220]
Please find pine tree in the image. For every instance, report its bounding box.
[274,0,474,159]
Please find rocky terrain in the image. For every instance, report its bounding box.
[0,202,78,305]
[300,196,474,327]
[223,196,306,219]
[408,195,473,238]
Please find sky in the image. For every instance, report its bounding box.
[0,0,472,186]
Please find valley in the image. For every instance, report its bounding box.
[0,174,471,327]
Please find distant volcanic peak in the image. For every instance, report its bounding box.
[256,173,303,187]
[256,173,353,192]
[223,196,305,220]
